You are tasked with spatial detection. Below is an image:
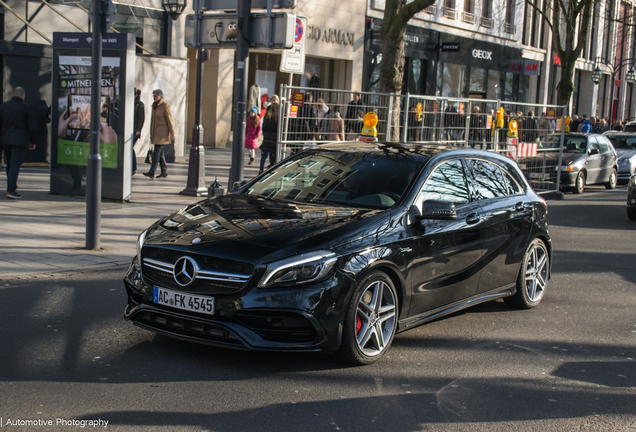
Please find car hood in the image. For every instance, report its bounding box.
[617,149,636,161]
[143,194,388,264]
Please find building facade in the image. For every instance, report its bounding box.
[365,0,636,123]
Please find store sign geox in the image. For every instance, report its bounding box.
[472,49,493,60]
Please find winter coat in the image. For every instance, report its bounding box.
[134,95,145,141]
[0,96,37,148]
[324,112,345,141]
[261,107,279,153]
[150,98,175,145]
[580,119,593,133]
[245,117,261,149]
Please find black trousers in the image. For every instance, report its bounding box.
[149,144,167,175]
[4,145,27,193]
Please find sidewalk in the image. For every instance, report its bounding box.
[0,147,262,282]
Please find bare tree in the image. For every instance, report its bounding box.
[525,0,595,107]
[380,0,436,140]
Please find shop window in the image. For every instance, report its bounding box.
[469,68,487,94]
[439,63,467,98]
[408,58,423,95]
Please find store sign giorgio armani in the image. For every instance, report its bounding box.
[307,25,355,47]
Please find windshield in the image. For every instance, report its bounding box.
[539,136,587,153]
[607,136,636,150]
[245,150,426,209]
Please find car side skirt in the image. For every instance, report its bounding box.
[398,283,516,332]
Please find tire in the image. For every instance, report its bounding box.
[574,171,586,194]
[628,207,636,221]
[504,238,549,309]
[335,270,398,365]
[606,169,617,189]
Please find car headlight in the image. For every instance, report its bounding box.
[258,250,339,288]
[137,229,147,263]
[555,165,577,172]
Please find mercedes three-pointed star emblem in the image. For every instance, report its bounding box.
[173,256,198,286]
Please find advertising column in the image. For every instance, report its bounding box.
[50,33,135,201]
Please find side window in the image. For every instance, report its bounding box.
[419,160,470,206]
[598,137,610,153]
[467,159,508,200]
[588,136,600,152]
[502,169,522,195]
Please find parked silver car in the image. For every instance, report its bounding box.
[604,133,636,184]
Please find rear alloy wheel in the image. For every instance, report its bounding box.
[628,207,636,220]
[335,271,398,365]
[505,239,549,309]
[606,169,617,189]
[574,171,586,194]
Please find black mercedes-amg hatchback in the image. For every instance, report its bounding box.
[124,142,551,365]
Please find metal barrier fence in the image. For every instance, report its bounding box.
[277,85,567,193]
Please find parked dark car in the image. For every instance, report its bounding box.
[623,120,636,133]
[604,132,636,183]
[124,143,552,365]
[519,133,618,194]
[628,174,636,220]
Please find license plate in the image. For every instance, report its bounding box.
[153,286,215,315]
[529,173,546,179]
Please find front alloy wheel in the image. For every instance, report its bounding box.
[336,271,398,365]
[505,239,549,309]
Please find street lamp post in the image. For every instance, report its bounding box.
[627,67,636,120]
[591,56,636,126]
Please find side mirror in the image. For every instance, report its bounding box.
[410,200,457,223]
[421,200,457,220]
[589,148,600,156]
[232,180,249,191]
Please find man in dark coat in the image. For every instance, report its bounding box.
[345,93,363,134]
[0,87,37,199]
[133,88,145,174]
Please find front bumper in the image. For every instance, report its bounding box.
[123,257,352,352]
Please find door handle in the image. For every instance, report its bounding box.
[466,213,481,225]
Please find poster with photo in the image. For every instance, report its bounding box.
[56,56,120,169]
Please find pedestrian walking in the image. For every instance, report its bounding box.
[144,89,175,179]
[0,86,37,199]
[345,93,363,134]
[469,106,484,148]
[324,105,345,141]
[245,106,261,165]
[133,88,145,175]
[260,96,279,172]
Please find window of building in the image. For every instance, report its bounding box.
[438,63,467,98]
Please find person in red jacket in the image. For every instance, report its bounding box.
[245,106,261,165]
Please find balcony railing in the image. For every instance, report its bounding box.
[462,11,477,24]
[424,4,438,14]
[504,22,516,34]
[443,6,457,19]
[480,16,494,28]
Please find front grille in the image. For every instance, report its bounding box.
[133,310,244,347]
[143,266,244,294]
[235,311,317,344]
[145,248,254,275]
[141,247,254,295]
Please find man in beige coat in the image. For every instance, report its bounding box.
[143,89,175,179]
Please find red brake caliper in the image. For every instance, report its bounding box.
[356,313,362,335]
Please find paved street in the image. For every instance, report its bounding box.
[0,161,634,431]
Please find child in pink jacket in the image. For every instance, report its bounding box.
[245,106,261,165]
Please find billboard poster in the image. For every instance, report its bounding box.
[56,56,120,170]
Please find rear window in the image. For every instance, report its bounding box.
[624,124,636,132]
[540,135,587,153]
[607,136,636,149]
